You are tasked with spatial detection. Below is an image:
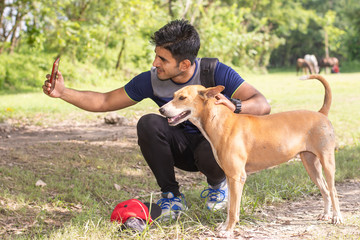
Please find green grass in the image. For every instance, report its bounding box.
[1,71,360,239]
[2,143,358,239]
[241,72,360,146]
[2,72,360,146]
[0,91,157,126]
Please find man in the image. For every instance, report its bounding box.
[42,19,271,220]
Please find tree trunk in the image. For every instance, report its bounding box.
[324,30,329,58]
[115,38,126,70]
[324,30,329,73]
[0,0,5,32]
[8,11,22,54]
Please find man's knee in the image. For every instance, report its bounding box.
[137,113,166,139]
[195,138,225,184]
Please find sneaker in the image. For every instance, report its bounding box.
[156,192,187,221]
[200,179,228,211]
[124,217,146,232]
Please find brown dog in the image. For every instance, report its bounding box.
[159,75,342,237]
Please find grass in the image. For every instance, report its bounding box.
[2,71,359,144]
[1,71,360,239]
[241,72,360,146]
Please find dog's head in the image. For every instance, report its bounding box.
[159,85,225,126]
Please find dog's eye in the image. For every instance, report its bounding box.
[179,96,186,100]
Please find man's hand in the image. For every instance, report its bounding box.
[214,93,236,112]
[42,71,65,98]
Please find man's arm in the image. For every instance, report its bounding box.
[215,82,271,115]
[42,71,136,112]
[232,82,270,115]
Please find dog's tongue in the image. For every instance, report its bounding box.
[167,116,178,124]
[167,112,185,125]
[167,111,190,125]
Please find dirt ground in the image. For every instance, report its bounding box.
[1,119,359,239]
[237,179,360,239]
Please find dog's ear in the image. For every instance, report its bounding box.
[199,85,225,99]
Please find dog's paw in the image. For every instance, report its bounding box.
[317,213,331,221]
[218,229,234,239]
[216,223,236,239]
[332,215,343,224]
[216,222,226,231]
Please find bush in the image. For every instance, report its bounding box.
[0,52,129,92]
[0,53,49,91]
[340,60,360,73]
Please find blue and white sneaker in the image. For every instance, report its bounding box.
[156,192,187,221]
[201,179,228,211]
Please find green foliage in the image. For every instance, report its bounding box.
[0,53,48,90]
[336,145,360,181]
[339,60,360,73]
[196,1,284,72]
[341,0,360,60]
[1,71,359,238]
[269,1,352,66]
[1,0,360,90]
[0,52,122,91]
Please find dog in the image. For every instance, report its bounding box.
[159,75,343,237]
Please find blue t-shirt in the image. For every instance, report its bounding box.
[124,59,245,133]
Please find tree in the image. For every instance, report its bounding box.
[0,0,35,54]
[341,0,360,60]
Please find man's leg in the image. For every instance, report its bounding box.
[137,114,227,213]
[137,114,198,196]
[193,136,226,186]
[137,114,200,219]
[194,137,228,211]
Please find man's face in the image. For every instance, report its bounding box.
[153,46,183,81]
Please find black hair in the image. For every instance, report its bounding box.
[150,19,200,64]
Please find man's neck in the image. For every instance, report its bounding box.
[171,62,197,84]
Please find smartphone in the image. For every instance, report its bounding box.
[49,57,60,94]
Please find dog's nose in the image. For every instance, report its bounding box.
[159,108,165,115]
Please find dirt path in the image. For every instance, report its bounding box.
[1,121,359,239]
[237,180,360,239]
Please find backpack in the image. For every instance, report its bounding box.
[200,58,219,88]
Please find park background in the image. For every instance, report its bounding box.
[1,0,360,91]
[0,0,360,239]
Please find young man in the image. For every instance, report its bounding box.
[42,19,270,220]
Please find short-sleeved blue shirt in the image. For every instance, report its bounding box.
[124,59,245,133]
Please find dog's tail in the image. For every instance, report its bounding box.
[299,74,332,116]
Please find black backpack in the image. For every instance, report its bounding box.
[200,58,219,88]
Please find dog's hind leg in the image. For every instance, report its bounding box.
[318,151,343,224]
[300,151,332,220]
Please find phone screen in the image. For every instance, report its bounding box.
[49,57,60,94]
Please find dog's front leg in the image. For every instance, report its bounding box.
[218,173,246,238]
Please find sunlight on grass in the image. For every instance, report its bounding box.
[1,72,360,239]
[241,72,360,146]
[2,72,358,146]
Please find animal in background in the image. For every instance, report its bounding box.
[304,54,319,74]
[296,58,313,75]
[319,57,339,73]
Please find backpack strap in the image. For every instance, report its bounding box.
[200,58,219,88]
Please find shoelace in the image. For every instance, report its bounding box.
[200,188,226,203]
[157,196,183,210]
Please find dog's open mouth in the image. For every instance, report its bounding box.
[167,110,191,125]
